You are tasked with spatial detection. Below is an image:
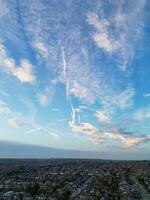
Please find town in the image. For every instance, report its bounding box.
[0,159,149,200]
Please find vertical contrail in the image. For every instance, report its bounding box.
[70,101,76,124]
[61,45,75,124]
[61,46,66,79]
[66,80,69,102]
[61,46,70,103]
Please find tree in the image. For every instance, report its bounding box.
[62,190,71,200]
[27,182,40,197]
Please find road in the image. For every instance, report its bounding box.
[71,176,92,199]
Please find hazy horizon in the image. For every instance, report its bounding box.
[0,140,149,160]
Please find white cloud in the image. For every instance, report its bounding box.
[0,43,36,83]
[75,108,81,113]
[95,110,111,124]
[87,13,120,53]
[144,93,150,97]
[69,121,97,135]
[38,86,54,107]
[34,41,49,58]
[87,0,146,71]
[2,57,15,74]
[117,87,135,109]
[8,118,25,128]
[134,106,150,120]
[0,0,9,18]
[69,121,102,144]
[69,80,96,104]
[51,108,60,111]
[123,137,146,147]
[14,59,36,83]
[100,86,135,111]
[69,121,150,147]
[69,82,88,101]
[38,94,49,107]
[79,105,87,110]
[103,130,124,141]
[103,129,150,147]
[0,99,11,114]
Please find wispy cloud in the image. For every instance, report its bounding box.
[0,89,9,97]
[51,108,60,112]
[87,0,146,71]
[38,86,54,107]
[46,118,66,127]
[134,106,150,121]
[87,13,120,53]
[144,93,150,97]
[8,118,25,128]
[38,94,49,107]
[0,0,9,18]
[0,99,11,114]
[34,41,49,58]
[69,117,150,147]
[95,110,111,124]
[116,87,135,109]
[123,136,149,147]
[102,129,150,147]
[69,121,102,144]
[99,86,135,112]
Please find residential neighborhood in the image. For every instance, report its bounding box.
[0,159,149,200]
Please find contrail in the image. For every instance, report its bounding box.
[61,45,76,123]
[61,46,70,103]
[61,46,67,79]
[25,127,42,134]
[43,127,59,139]
[66,80,69,102]
[25,123,59,139]
[70,101,76,124]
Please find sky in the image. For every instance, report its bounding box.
[0,0,150,160]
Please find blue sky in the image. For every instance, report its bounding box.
[0,0,150,159]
